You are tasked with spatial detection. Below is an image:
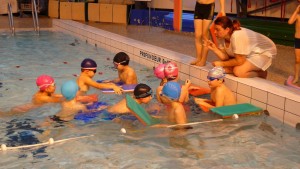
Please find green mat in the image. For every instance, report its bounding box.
[238,18,294,46]
[210,103,262,118]
[126,95,160,126]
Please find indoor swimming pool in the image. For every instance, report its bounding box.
[0,30,300,168]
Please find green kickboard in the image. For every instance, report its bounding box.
[126,95,160,126]
[210,103,262,117]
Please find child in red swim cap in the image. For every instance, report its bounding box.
[154,62,191,104]
[10,75,63,113]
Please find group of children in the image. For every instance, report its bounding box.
[10,50,237,127]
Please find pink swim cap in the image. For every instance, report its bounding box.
[36,75,55,91]
[164,62,178,79]
[153,64,165,79]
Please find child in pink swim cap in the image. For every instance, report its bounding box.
[11,75,64,113]
[155,62,191,104]
[164,62,179,80]
[33,75,63,105]
[36,75,55,91]
[153,63,167,86]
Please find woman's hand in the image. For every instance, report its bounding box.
[204,40,217,51]
[212,61,223,67]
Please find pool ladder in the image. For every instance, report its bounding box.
[7,2,15,36]
[7,0,39,36]
[32,0,40,35]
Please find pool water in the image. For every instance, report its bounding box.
[0,31,300,168]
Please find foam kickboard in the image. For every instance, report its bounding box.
[210,103,262,118]
[101,84,137,93]
[126,94,160,126]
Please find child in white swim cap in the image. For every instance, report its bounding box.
[194,66,236,112]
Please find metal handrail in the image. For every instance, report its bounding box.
[31,0,39,35]
[7,2,15,36]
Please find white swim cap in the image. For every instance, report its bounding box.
[208,66,225,79]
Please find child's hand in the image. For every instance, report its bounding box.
[194,98,208,104]
[113,86,123,95]
[185,79,192,87]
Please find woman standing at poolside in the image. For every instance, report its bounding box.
[191,0,225,66]
[206,16,277,78]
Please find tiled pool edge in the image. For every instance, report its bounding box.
[52,19,300,128]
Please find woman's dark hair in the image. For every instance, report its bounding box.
[113,52,130,65]
[214,16,241,34]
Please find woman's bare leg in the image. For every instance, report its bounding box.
[233,61,265,78]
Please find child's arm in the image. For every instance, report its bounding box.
[85,78,123,94]
[288,5,300,25]
[174,105,187,125]
[40,95,63,103]
[179,80,191,103]
[76,94,98,103]
[156,86,163,103]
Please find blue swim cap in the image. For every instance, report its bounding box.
[81,58,97,69]
[162,82,181,100]
[61,80,78,101]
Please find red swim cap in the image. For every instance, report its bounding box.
[164,62,178,79]
[36,75,55,91]
[153,63,165,79]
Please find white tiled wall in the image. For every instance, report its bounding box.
[52,19,300,128]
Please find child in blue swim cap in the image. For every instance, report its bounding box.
[54,80,107,121]
[159,82,187,126]
[104,52,138,85]
[77,58,123,95]
[194,66,236,112]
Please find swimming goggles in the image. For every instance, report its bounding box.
[207,76,219,81]
[159,91,177,101]
[82,68,97,73]
[38,82,56,89]
[135,89,153,99]
[113,60,127,67]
